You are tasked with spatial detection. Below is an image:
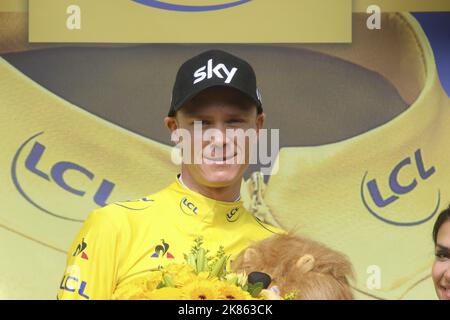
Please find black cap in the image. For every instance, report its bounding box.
[169,49,263,116]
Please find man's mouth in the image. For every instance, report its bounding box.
[203,153,237,164]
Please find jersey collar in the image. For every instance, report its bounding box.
[170,175,244,225]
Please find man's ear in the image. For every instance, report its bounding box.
[256,112,265,131]
[255,112,265,139]
[164,116,178,133]
[165,116,183,146]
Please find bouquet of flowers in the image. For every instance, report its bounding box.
[112,237,297,300]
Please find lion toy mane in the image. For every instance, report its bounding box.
[231,234,355,300]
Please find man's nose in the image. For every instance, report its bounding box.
[209,123,232,146]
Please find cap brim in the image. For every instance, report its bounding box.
[169,81,262,116]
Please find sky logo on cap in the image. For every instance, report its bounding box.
[193,59,238,84]
[132,0,252,12]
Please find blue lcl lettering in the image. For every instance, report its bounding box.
[25,141,115,206]
[367,149,435,208]
[59,275,90,299]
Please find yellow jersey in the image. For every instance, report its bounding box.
[57,176,285,300]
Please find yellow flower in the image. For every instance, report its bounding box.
[161,263,199,287]
[112,271,163,300]
[146,287,184,300]
[198,271,213,280]
[145,271,163,291]
[112,276,148,300]
[181,280,220,300]
[164,263,194,274]
[174,270,197,287]
[218,283,253,300]
[283,290,300,300]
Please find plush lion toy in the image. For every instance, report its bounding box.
[231,234,354,300]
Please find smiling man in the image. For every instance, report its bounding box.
[57,49,285,300]
[432,206,450,300]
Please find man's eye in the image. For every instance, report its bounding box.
[190,120,209,125]
[435,252,449,260]
[227,119,244,125]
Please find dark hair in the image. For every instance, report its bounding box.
[433,205,450,244]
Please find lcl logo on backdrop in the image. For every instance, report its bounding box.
[360,149,440,226]
[132,0,252,12]
[11,132,117,222]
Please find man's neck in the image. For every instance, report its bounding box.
[179,172,241,202]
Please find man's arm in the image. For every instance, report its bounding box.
[57,209,120,300]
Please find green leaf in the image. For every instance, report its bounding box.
[247,282,264,298]
[163,274,176,288]
[196,248,206,273]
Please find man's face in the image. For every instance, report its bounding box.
[165,86,264,188]
[432,220,450,300]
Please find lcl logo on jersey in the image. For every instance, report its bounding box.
[11,132,117,222]
[59,275,90,299]
[360,148,440,226]
[180,197,198,216]
[193,59,238,84]
[226,207,240,222]
[59,265,89,299]
[132,0,252,12]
